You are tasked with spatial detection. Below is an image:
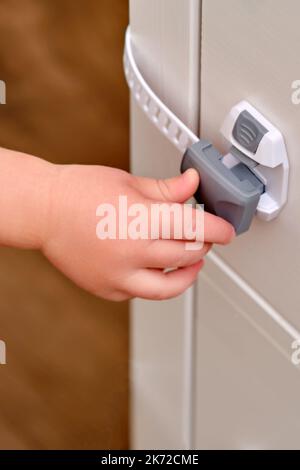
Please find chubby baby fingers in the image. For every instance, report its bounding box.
[123,260,204,301]
[141,240,211,269]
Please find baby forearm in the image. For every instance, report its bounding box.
[0,147,56,250]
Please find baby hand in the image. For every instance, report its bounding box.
[43,165,235,300]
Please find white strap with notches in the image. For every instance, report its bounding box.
[123,27,198,154]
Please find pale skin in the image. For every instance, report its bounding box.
[0,147,235,301]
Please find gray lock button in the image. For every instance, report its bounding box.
[181,140,265,235]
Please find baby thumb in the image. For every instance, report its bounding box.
[160,168,200,203]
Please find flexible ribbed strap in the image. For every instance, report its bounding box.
[123,27,198,154]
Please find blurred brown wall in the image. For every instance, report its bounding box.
[0,0,129,449]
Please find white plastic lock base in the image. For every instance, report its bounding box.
[221,101,289,221]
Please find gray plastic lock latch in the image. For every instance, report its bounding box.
[181,140,265,235]
[232,110,267,153]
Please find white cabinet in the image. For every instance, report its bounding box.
[130,0,200,449]
[200,0,300,326]
[195,256,300,449]
[129,0,300,449]
[129,0,200,449]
